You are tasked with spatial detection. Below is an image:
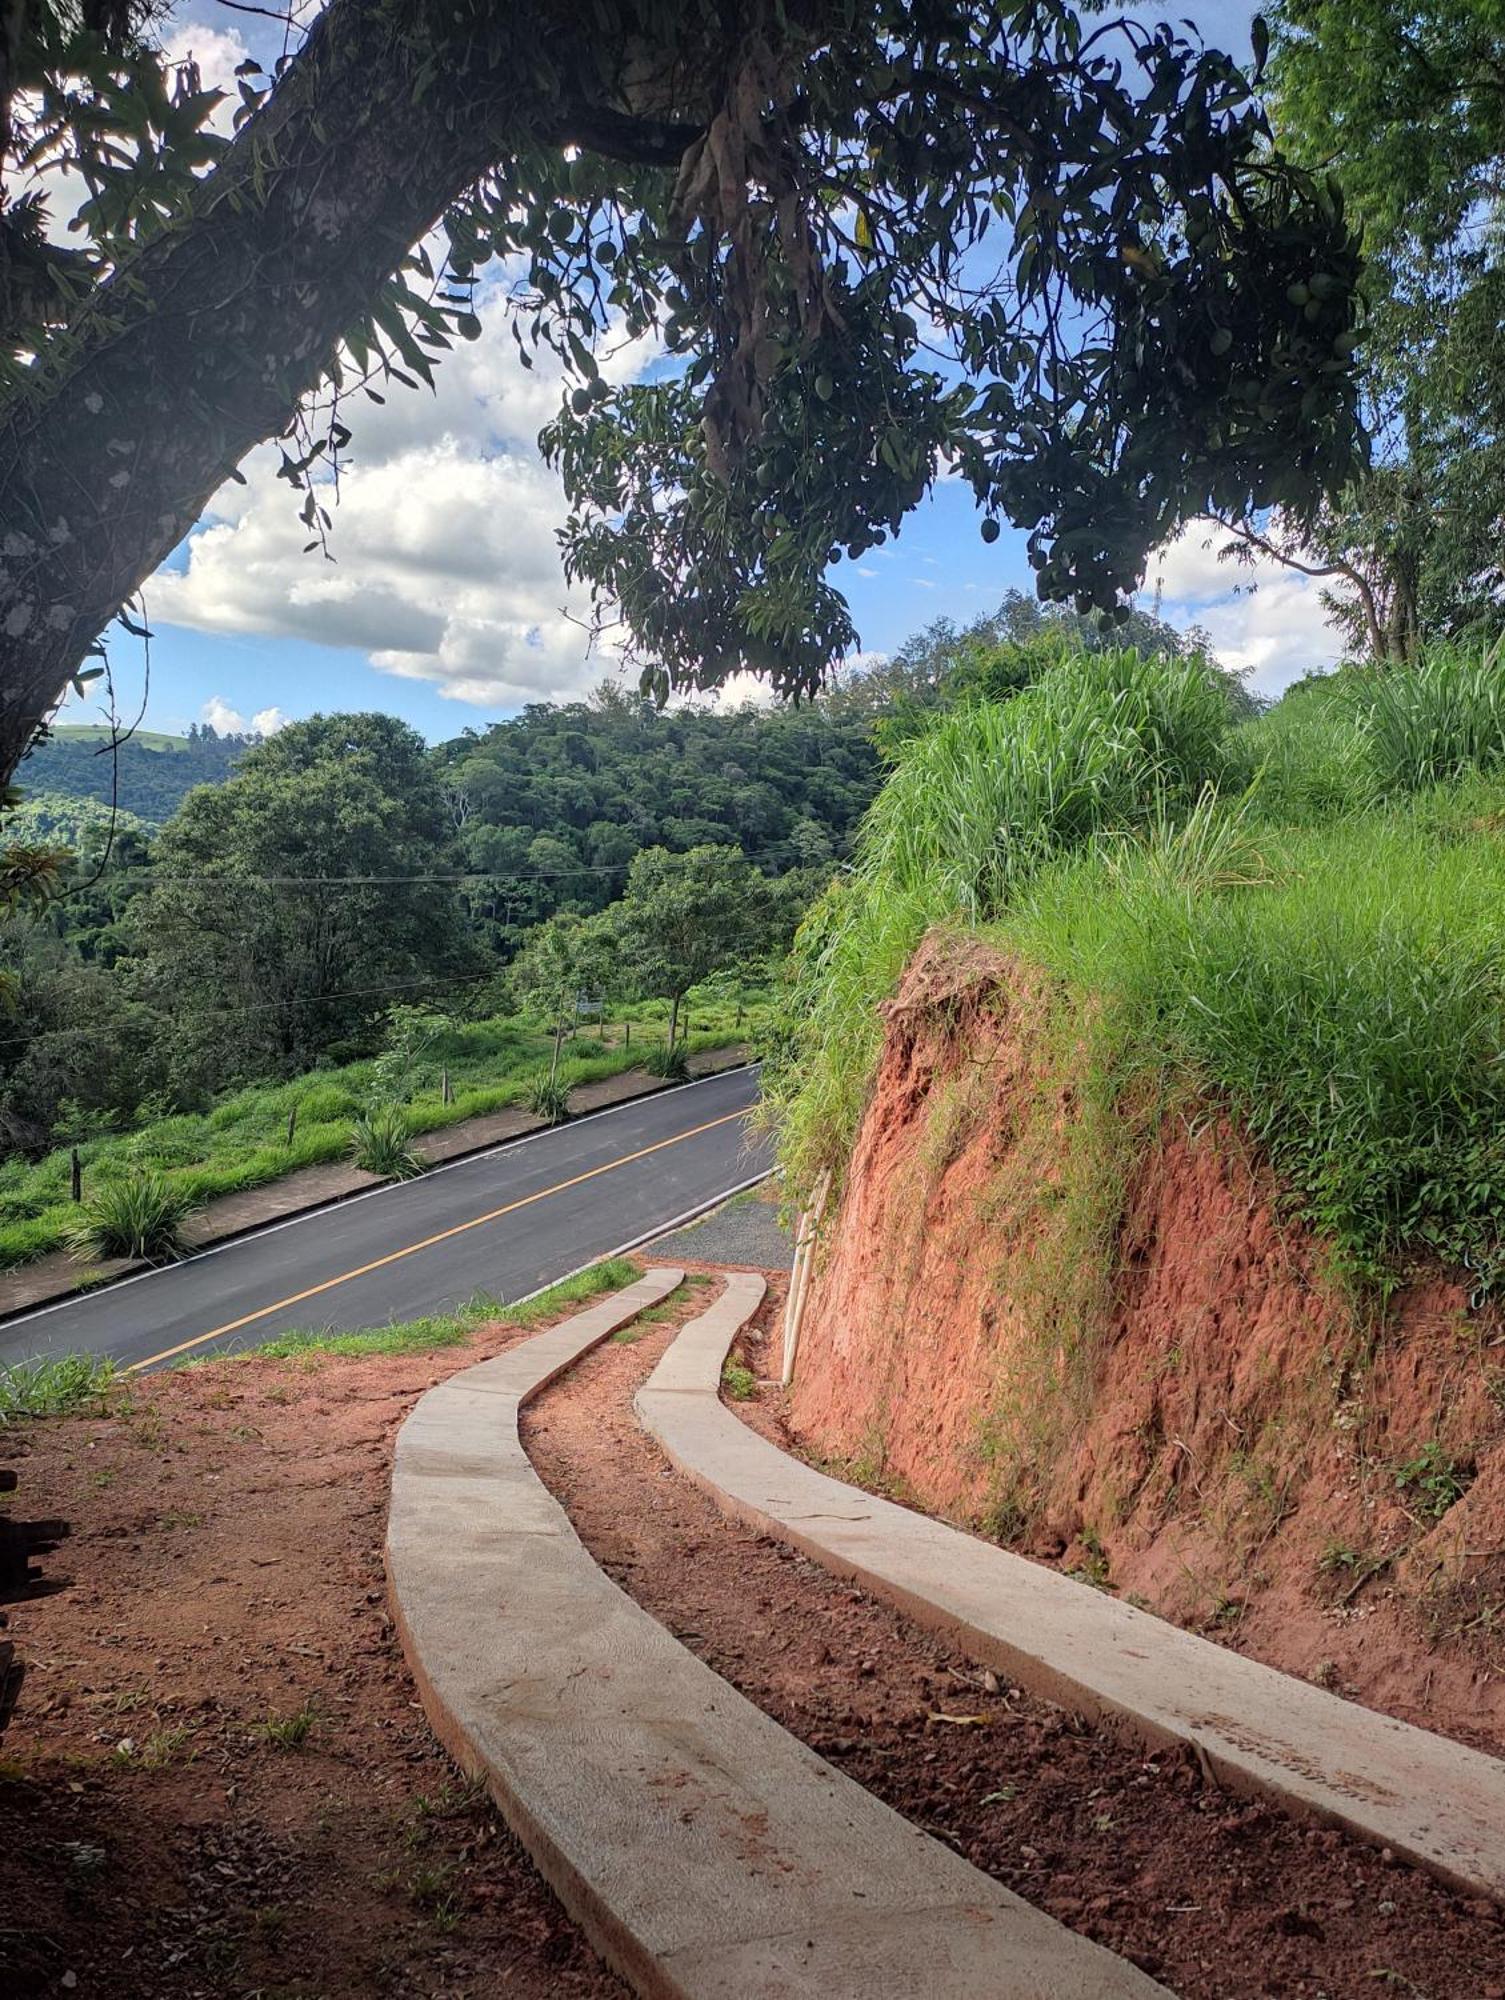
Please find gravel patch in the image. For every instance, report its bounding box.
[651,1181,791,1269]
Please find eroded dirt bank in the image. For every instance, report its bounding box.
[789,933,1505,1750]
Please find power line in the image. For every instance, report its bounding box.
[46,840,824,892]
[0,966,513,1056]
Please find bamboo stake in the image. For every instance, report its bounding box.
[782,1169,832,1388]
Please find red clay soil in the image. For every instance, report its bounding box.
[0,1327,628,2000]
[790,933,1505,1751]
[522,1285,1505,2000]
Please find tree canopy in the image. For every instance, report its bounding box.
[1241,1,1505,658]
[0,0,1366,784]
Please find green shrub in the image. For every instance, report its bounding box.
[65,1170,197,1263]
[349,1104,425,1180]
[526,1073,571,1124]
[645,1042,690,1080]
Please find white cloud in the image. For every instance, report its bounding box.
[1145,522,1343,696]
[152,296,660,710]
[199,695,287,736]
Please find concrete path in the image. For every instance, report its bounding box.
[387,1270,1167,2000]
[637,1287,1505,1908]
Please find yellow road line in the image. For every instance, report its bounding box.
[125,1108,748,1373]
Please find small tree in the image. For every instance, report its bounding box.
[512,912,594,1086]
[614,847,771,1055]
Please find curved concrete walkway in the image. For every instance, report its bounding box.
[636,1283,1505,1908]
[387,1270,1166,2000]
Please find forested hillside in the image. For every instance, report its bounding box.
[21,725,255,825]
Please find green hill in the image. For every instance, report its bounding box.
[19,724,254,825]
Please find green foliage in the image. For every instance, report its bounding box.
[64,1168,196,1264]
[766,648,1240,1192]
[644,1042,690,1081]
[1261,3,1505,656]
[616,844,776,1045]
[435,681,883,948]
[0,1350,115,1424]
[773,640,1505,1287]
[491,1256,645,1330]
[1393,1440,1475,1521]
[349,1104,424,1181]
[721,1359,757,1401]
[525,1073,571,1124]
[1008,800,1505,1282]
[22,726,251,826]
[130,714,478,1086]
[1354,642,1505,794]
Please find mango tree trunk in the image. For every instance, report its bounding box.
[0,0,695,788]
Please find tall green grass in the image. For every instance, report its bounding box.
[0,1350,116,1423]
[765,648,1242,1192]
[769,635,1505,1283]
[1004,792,1505,1281]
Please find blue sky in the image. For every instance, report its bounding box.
[68,2,1342,747]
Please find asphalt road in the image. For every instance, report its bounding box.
[0,1067,770,1375]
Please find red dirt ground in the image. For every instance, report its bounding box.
[0,1324,629,2000]
[523,1281,1505,2000]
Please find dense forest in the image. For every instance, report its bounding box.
[21,725,256,825]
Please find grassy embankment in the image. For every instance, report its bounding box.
[768,642,1505,1295]
[0,992,764,1273]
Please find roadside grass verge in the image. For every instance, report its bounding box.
[236,1257,647,1362]
[0,1350,117,1423]
[0,987,765,1273]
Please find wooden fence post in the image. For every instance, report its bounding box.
[70,1148,82,1204]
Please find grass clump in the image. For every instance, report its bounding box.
[253,1704,317,1750]
[64,1169,197,1264]
[526,1073,571,1124]
[721,1359,757,1401]
[244,1258,647,1363]
[0,1350,116,1423]
[350,1103,424,1180]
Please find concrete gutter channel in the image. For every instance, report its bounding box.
[635,1282,1505,1912]
[386,1267,1168,1999]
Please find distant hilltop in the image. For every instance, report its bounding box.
[20,723,256,825]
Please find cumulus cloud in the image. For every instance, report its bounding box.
[200,696,288,736]
[151,293,660,710]
[1146,521,1343,696]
